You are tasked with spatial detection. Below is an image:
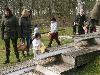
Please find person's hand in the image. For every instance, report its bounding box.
[48,32,51,37]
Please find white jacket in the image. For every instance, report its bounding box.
[50,21,58,33]
[32,38,41,51]
[34,27,39,35]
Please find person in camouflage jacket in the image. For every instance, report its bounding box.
[1,7,20,64]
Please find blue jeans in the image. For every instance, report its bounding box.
[22,35,31,50]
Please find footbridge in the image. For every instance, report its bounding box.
[1,31,100,75]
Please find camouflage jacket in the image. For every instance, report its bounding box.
[1,15,19,39]
[75,14,86,26]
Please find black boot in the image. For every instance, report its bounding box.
[14,47,20,62]
[4,49,10,64]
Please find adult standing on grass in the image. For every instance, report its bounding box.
[48,17,61,47]
[1,7,20,64]
[19,9,32,56]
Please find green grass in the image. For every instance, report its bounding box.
[0,39,6,65]
[76,55,100,75]
[0,38,34,66]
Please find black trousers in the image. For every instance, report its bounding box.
[4,38,19,61]
[91,19,99,26]
[48,32,61,47]
[73,25,76,34]
[78,26,85,35]
[90,19,98,33]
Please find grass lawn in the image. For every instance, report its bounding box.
[76,55,100,75]
[0,38,34,66]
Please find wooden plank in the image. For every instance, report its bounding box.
[74,33,100,42]
[35,46,74,60]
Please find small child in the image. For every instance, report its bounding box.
[83,25,88,34]
[32,25,39,39]
[30,25,40,50]
[32,33,46,58]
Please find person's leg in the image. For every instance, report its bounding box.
[81,27,85,34]
[93,19,98,32]
[26,35,31,55]
[21,37,25,44]
[54,32,61,45]
[90,27,94,33]
[73,25,76,35]
[29,36,32,48]
[55,38,61,45]
[4,39,10,64]
[95,19,99,26]
[48,34,53,47]
[12,38,20,62]
[78,26,84,35]
[33,47,39,59]
[90,19,95,33]
[20,37,25,55]
[78,26,81,35]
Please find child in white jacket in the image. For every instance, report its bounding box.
[32,25,39,40]
[32,33,46,58]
